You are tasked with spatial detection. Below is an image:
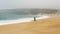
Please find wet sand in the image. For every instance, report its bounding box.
[0,16,60,34]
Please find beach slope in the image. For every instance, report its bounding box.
[0,16,60,34]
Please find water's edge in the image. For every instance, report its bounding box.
[0,16,50,26]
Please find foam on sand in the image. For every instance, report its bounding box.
[0,16,50,25]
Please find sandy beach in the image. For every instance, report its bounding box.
[0,16,60,34]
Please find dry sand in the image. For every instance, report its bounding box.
[0,16,60,34]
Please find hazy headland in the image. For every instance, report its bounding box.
[0,9,59,15]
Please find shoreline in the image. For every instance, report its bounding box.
[0,15,50,26]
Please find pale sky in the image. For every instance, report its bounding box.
[0,0,60,9]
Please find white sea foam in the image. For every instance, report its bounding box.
[0,16,50,25]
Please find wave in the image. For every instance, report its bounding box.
[0,16,50,25]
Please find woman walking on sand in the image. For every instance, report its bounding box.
[34,17,36,21]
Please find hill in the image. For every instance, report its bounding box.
[0,9,58,15]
